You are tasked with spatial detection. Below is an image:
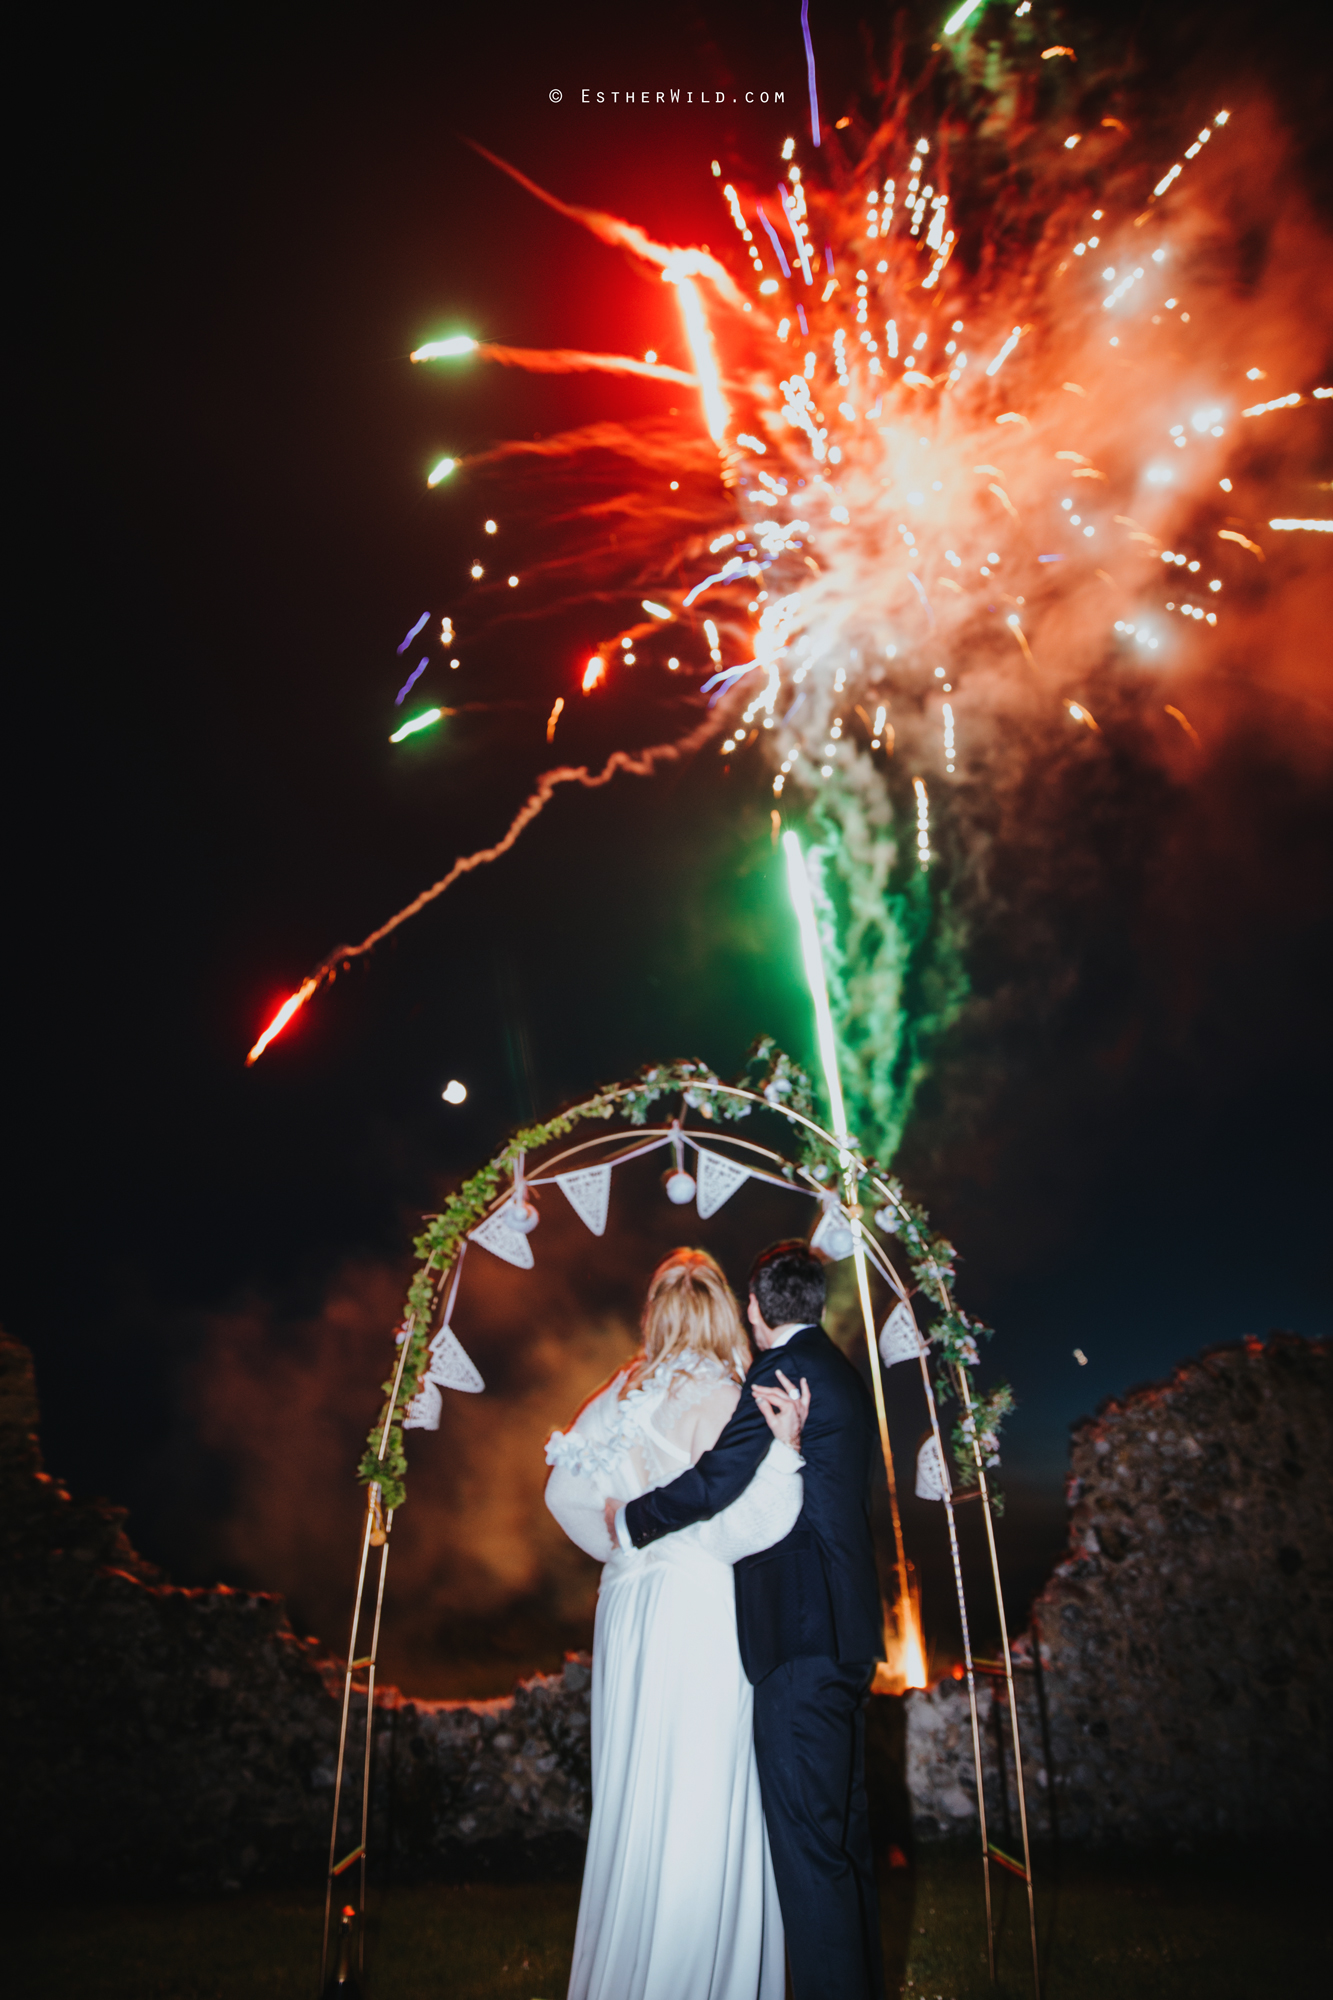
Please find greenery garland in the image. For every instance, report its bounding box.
[358,1037,1012,1510]
[868,1176,1014,1502]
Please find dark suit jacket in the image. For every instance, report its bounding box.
[624,1324,884,1684]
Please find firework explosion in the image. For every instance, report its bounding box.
[249,15,1330,1164]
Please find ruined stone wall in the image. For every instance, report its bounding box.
[0,1331,592,1892]
[4,1329,1328,1886]
[905,1334,1332,1845]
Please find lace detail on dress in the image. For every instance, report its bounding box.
[544,1352,739,1486]
[544,1421,625,1484]
[648,1350,745,1415]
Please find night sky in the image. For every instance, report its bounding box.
[7,1,1330,1696]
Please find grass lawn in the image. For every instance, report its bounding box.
[11,1848,1326,1998]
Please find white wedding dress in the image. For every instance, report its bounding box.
[545,1352,803,2000]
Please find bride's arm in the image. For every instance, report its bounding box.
[686,1438,804,1562]
[623,1382,774,1546]
[667,1377,802,1562]
[544,1458,616,1561]
[542,1375,627,1562]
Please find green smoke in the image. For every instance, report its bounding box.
[806,772,969,1164]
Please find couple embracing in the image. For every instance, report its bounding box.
[545,1240,885,2000]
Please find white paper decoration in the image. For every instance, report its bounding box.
[915,1435,951,1501]
[403,1377,443,1432]
[469,1210,535,1269]
[555,1165,612,1236]
[879,1301,927,1368]
[695,1148,750,1219]
[663,1169,697,1204]
[426,1323,484,1394]
[810,1203,856,1261]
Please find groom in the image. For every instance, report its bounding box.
[611,1239,885,2000]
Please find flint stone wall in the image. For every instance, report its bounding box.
[0,1330,591,1892]
[5,1329,1329,1886]
[906,1333,1332,1845]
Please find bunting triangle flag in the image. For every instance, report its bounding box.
[810,1203,856,1261]
[403,1377,443,1432]
[426,1323,485,1393]
[915,1434,951,1501]
[879,1301,927,1368]
[469,1210,535,1269]
[695,1148,750,1219]
[555,1164,612,1236]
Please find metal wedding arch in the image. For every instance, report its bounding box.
[320,1063,1040,1996]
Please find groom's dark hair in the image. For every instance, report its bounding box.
[749,1240,826,1329]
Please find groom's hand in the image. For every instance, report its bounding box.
[603,1496,624,1542]
[752,1370,811,1450]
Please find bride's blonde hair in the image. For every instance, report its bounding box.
[635,1248,747,1389]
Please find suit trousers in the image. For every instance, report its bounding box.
[752,1656,884,2000]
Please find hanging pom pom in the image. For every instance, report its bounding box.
[663,1119,696,1204]
[503,1153,540,1232]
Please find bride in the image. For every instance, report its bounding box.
[544,1247,809,2000]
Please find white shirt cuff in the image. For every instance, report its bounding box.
[613,1504,633,1552]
